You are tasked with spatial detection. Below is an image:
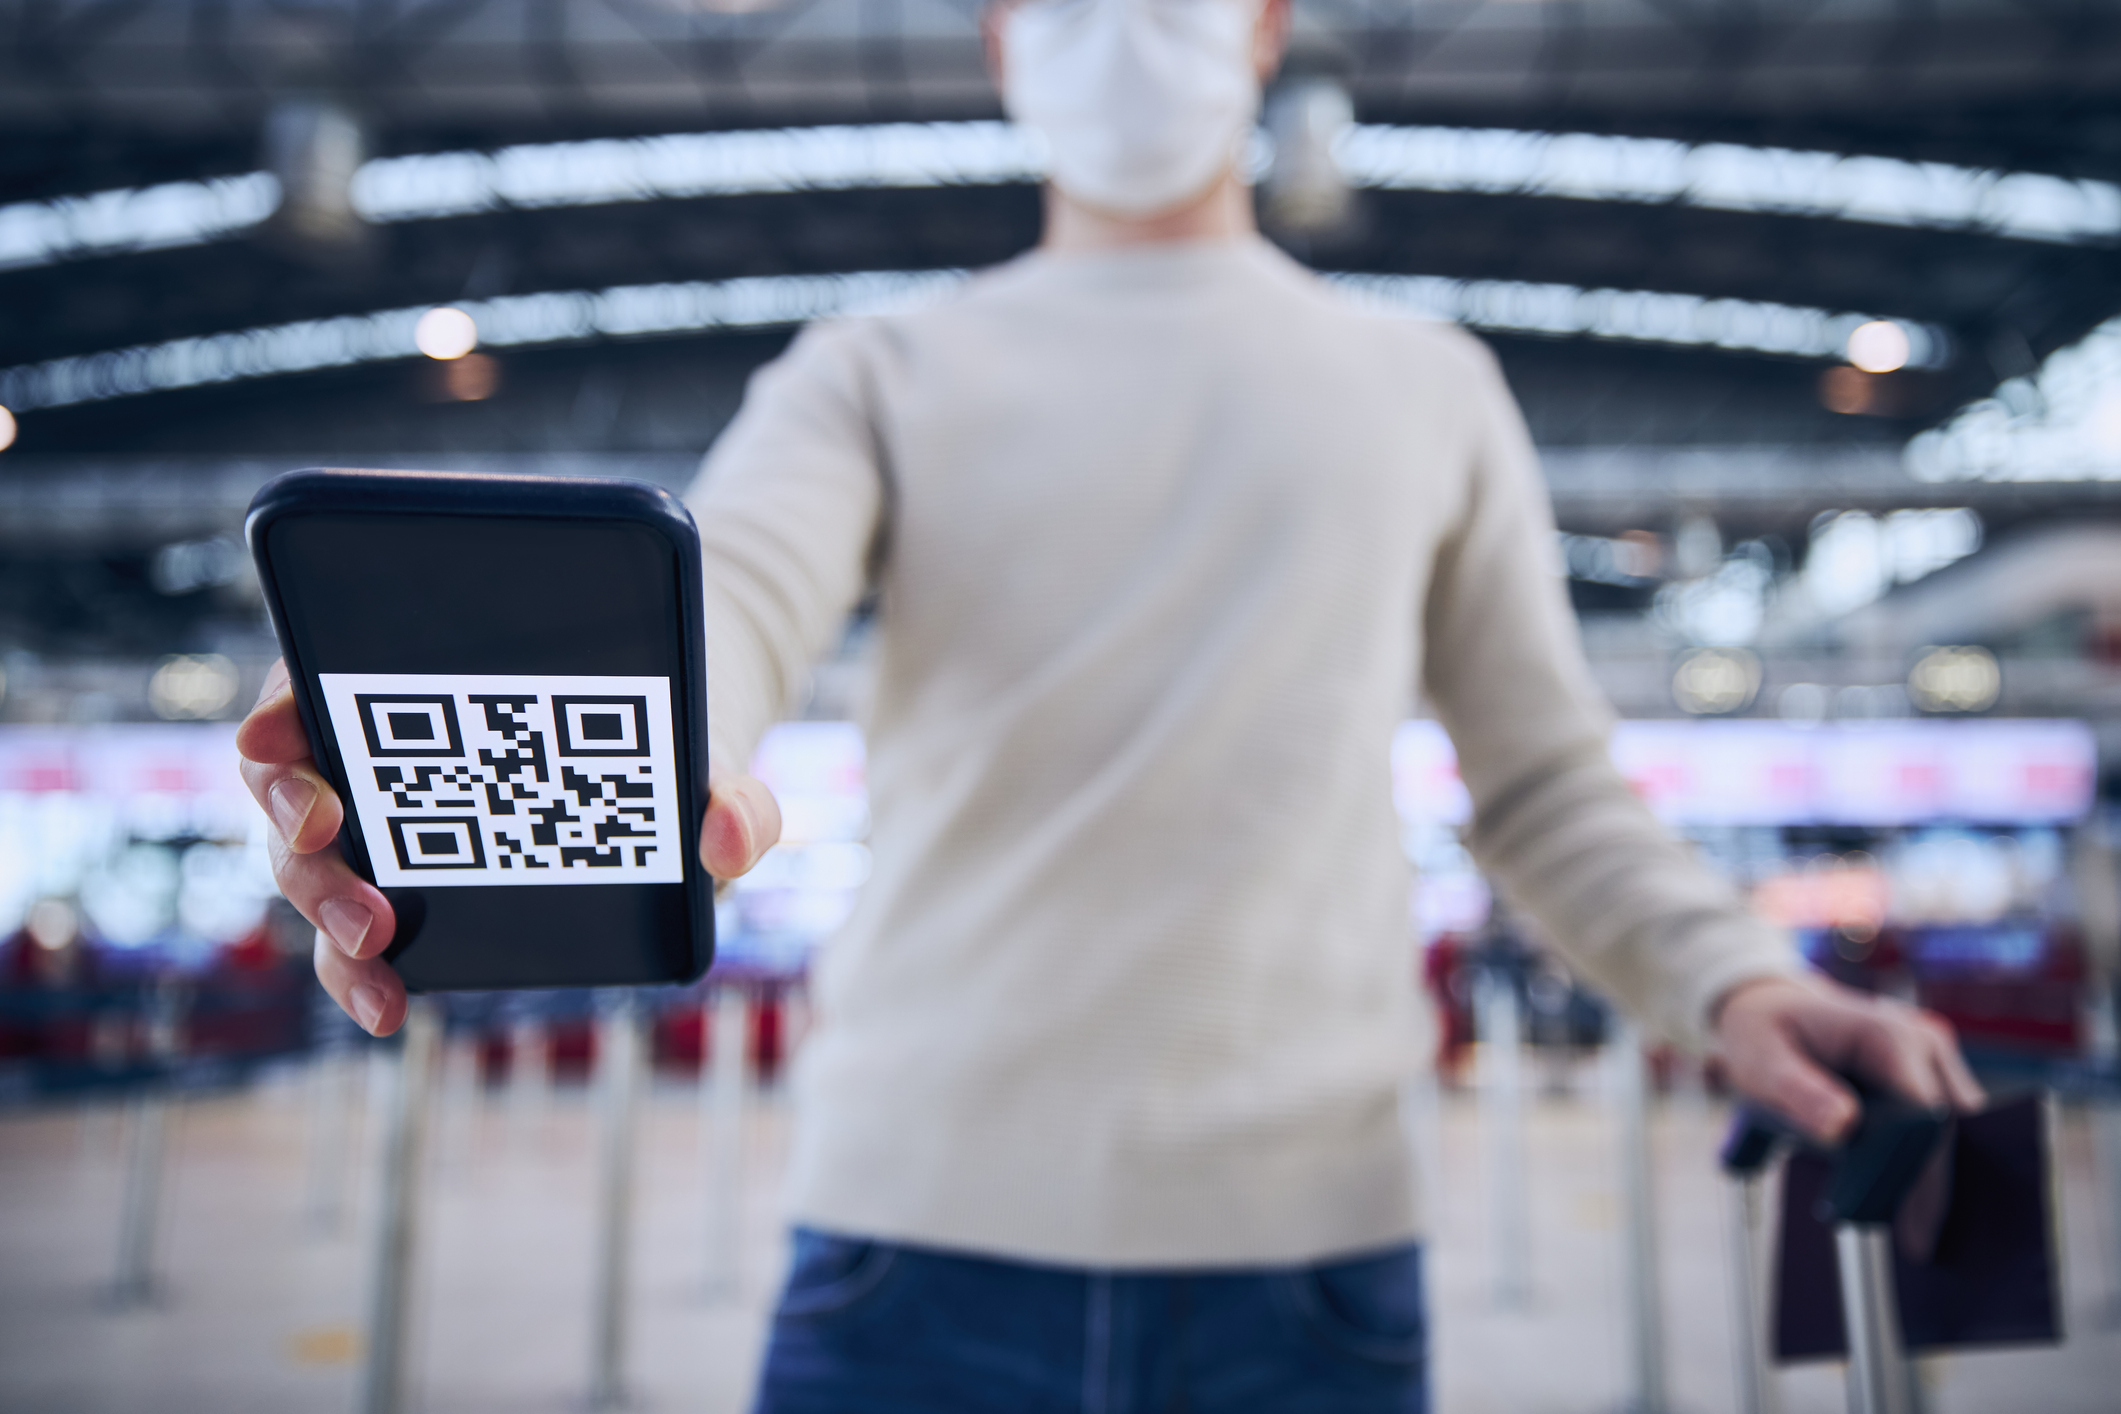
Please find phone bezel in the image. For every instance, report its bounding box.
[245,466,715,989]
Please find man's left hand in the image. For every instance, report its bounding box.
[1712,973,1985,1145]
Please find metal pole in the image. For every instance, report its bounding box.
[2088,986,2121,1317]
[1476,971,1532,1308]
[306,1016,359,1235]
[1834,1225,1913,1414]
[110,1087,169,1306]
[1726,1173,1781,1414]
[589,992,647,1411]
[1609,1021,1669,1414]
[356,997,441,1414]
[702,984,749,1300]
[305,1047,357,1235]
[509,1012,546,1148]
[435,1028,477,1177]
[109,978,184,1308]
[2100,1099,2121,1319]
[1401,1066,1446,1227]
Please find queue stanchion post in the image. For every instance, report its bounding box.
[1608,1021,1669,1414]
[108,976,186,1309]
[508,1009,547,1149]
[1720,1114,1783,1414]
[435,1014,478,1177]
[2089,986,2121,1318]
[589,990,648,1411]
[305,1034,359,1236]
[1475,969,1532,1309]
[1401,1064,1445,1230]
[702,982,749,1301]
[2101,1095,2121,1320]
[356,996,442,1414]
[306,986,363,1237]
[110,1088,170,1307]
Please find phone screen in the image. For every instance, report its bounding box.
[262,510,706,990]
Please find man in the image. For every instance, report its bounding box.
[239,0,1983,1407]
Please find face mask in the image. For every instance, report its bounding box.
[1003,0,1262,219]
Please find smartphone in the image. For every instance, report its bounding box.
[246,468,714,991]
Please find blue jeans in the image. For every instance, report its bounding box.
[754,1228,1428,1413]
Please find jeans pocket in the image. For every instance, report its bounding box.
[775,1228,899,1320]
[1285,1245,1428,1368]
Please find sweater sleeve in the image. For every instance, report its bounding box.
[682,320,886,780]
[1419,337,1802,1049]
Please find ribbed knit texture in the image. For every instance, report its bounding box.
[684,237,1799,1267]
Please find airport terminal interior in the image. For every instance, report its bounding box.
[4,0,2121,1410]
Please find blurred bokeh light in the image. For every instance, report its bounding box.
[2,1,2119,1410]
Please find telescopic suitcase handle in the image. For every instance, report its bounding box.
[1721,1083,1948,1222]
[1719,1082,1950,1414]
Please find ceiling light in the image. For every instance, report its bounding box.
[1262,79,1356,236]
[1819,366,1879,415]
[433,352,502,402]
[148,654,241,720]
[9,118,2117,278]
[0,269,1945,414]
[262,98,370,258]
[1908,314,2121,482]
[1907,646,2000,714]
[1671,648,1762,715]
[414,306,478,360]
[1847,320,1911,373]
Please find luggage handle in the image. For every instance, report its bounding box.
[1721,1081,1951,1414]
[1720,1082,1949,1227]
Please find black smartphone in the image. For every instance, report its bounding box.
[246,468,714,991]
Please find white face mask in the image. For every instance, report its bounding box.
[1002,0,1262,219]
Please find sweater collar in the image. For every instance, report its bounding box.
[1010,234,1290,290]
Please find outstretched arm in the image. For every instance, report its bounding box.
[241,319,887,1035]
[1421,338,1979,1140]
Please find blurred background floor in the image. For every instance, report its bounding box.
[3,1055,2116,1414]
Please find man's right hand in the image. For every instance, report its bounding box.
[236,660,783,1037]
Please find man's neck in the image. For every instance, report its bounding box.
[1040,170,1256,253]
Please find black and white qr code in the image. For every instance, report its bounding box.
[318,673,684,887]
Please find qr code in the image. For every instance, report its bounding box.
[318,673,685,888]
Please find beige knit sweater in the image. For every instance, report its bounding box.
[684,236,1798,1267]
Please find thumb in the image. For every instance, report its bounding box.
[699,773,782,881]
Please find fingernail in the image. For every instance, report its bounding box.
[320,898,373,957]
[349,983,385,1034]
[733,790,761,858]
[269,777,317,839]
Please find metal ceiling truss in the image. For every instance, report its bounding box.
[1,0,2116,480]
[5,0,2121,199]
[2,180,2110,400]
[0,309,1938,459]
